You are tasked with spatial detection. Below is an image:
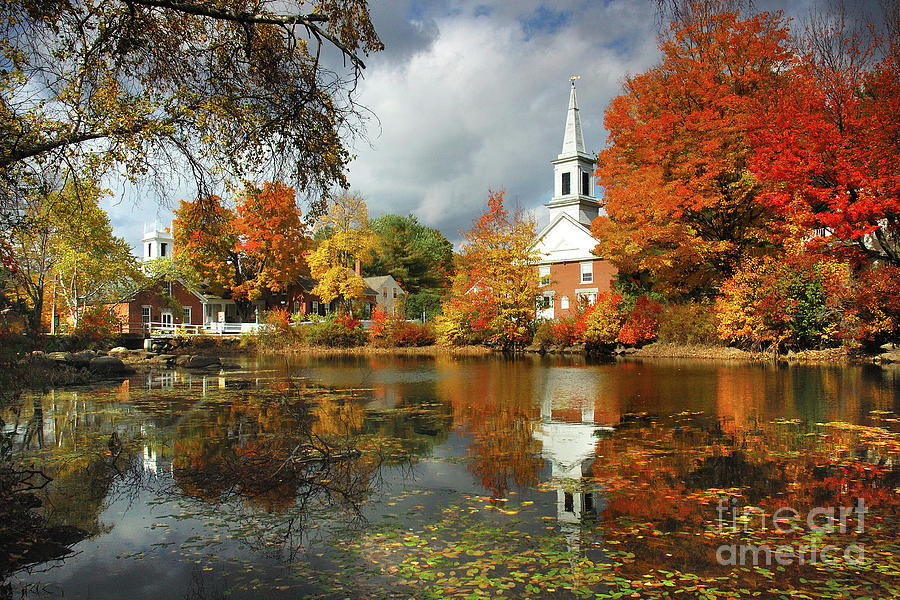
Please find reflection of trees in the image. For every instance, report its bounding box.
[437,360,543,498]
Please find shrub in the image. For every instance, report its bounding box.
[716,254,849,349]
[532,320,557,348]
[845,264,900,347]
[582,293,626,345]
[392,321,436,347]
[656,301,719,345]
[306,314,367,347]
[73,306,119,344]
[263,307,292,334]
[617,295,663,346]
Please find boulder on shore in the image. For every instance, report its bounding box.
[88,356,133,375]
[178,354,221,369]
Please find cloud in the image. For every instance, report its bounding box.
[345,1,661,244]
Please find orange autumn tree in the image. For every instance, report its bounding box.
[751,12,900,267]
[435,191,538,348]
[174,181,307,320]
[593,7,792,298]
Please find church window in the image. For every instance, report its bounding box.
[564,492,574,513]
[582,171,590,195]
[160,242,167,257]
[162,281,172,296]
[147,243,152,258]
[561,172,571,195]
[561,296,569,309]
[539,265,550,286]
[580,261,593,283]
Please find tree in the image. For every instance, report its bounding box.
[7,177,140,331]
[0,0,382,220]
[435,191,538,348]
[306,191,375,312]
[173,181,308,319]
[365,214,454,319]
[592,8,793,298]
[750,7,900,266]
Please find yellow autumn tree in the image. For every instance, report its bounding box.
[306,192,376,313]
[435,190,539,348]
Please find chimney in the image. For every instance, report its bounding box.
[354,258,361,277]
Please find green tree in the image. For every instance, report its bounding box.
[365,214,453,319]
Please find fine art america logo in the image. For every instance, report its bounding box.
[715,497,867,566]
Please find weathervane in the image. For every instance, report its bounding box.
[570,75,580,87]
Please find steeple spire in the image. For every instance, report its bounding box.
[560,77,586,157]
[547,77,599,226]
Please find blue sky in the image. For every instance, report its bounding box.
[103,0,837,250]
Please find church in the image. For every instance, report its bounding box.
[532,81,616,320]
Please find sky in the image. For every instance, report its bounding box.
[102,0,830,250]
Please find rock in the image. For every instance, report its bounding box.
[622,347,638,355]
[108,346,129,354]
[180,355,221,369]
[69,351,98,368]
[143,338,154,351]
[523,345,543,353]
[46,351,74,363]
[879,349,900,363]
[148,354,176,366]
[88,355,130,375]
[881,342,897,351]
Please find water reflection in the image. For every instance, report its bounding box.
[1,356,898,599]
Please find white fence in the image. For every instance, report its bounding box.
[137,321,271,336]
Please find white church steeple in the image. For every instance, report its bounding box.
[546,78,599,226]
[142,221,174,263]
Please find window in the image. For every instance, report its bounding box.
[383,289,387,298]
[160,242,167,257]
[561,296,569,310]
[311,300,319,314]
[580,261,593,283]
[183,306,191,324]
[539,265,550,286]
[564,492,574,513]
[577,291,598,305]
[393,288,397,298]
[141,306,151,329]
[582,171,590,195]
[541,293,553,309]
[561,172,571,195]
[162,280,172,296]
[147,243,152,258]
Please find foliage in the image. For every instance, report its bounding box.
[582,293,627,346]
[400,289,445,321]
[655,300,720,345]
[73,305,120,343]
[306,191,375,310]
[532,320,557,348]
[263,307,292,335]
[593,8,792,298]
[7,177,141,332]
[174,181,308,318]
[436,191,538,348]
[843,263,900,346]
[751,10,900,266]
[365,214,454,295]
[0,0,382,219]
[716,254,850,349]
[305,314,367,347]
[618,295,663,346]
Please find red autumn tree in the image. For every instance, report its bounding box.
[750,12,900,266]
[593,7,793,298]
[174,181,308,319]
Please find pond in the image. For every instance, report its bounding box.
[2,355,899,599]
